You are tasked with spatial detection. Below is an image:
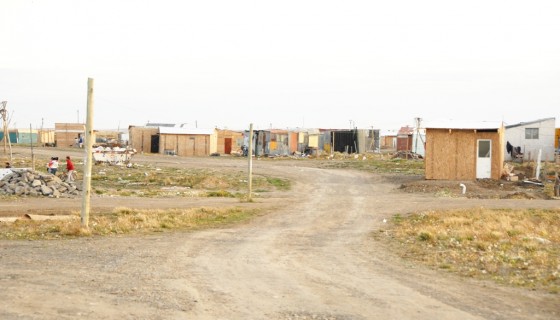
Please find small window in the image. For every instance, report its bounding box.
[525,128,539,139]
[478,140,491,158]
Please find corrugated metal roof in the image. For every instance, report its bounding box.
[159,127,215,135]
[423,120,503,130]
[504,117,555,129]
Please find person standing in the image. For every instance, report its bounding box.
[47,157,59,175]
[65,156,75,182]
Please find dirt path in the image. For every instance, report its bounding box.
[1,157,559,319]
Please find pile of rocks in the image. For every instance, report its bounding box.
[0,169,81,198]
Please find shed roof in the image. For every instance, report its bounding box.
[159,127,215,135]
[504,117,555,129]
[423,120,503,130]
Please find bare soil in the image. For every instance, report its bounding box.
[1,149,559,319]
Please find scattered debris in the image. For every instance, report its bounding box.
[391,151,423,160]
[0,169,81,198]
[93,146,136,165]
[522,179,544,187]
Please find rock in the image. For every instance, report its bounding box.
[40,185,53,196]
[46,181,58,187]
[15,186,25,196]
[0,168,80,198]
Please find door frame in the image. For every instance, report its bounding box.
[476,139,492,179]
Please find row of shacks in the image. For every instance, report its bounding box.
[0,123,127,147]
[3,118,558,181]
[0,123,382,156]
[128,125,381,157]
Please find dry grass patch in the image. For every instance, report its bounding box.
[0,207,259,240]
[379,208,560,293]
[88,165,288,197]
[318,156,425,175]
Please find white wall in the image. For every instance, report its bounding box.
[505,118,556,161]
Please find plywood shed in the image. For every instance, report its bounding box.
[129,126,159,153]
[555,128,560,150]
[425,122,504,180]
[158,127,217,156]
[381,135,397,150]
[38,129,55,146]
[216,129,244,154]
[129,126,217,156]
[55,123,85,148]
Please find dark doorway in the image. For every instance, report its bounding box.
[150,135,159,153]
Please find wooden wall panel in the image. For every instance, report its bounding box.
[426,128,503,180]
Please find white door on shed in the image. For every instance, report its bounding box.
[476,139,492,179]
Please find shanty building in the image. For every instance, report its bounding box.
[424,121,504,180]
[380,131,397,150]
[55,123,85,148]
[396,126,414,152]
[504,118,556,162]
[216,129,244,155]
[38,129,55,146]
[267,130,291,156]
[15,128,38,144]
[356,129,380,153]
[129,126,217,156]
[0,129,18,144]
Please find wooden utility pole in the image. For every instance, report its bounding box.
[81,78,94,229]
[1,101,7,156]
[30,124,35,171]
[1,101,13,162]
[248,123,253,200]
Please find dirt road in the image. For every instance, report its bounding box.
[1,156,559,319]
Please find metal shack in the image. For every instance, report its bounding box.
[425,122,504,180]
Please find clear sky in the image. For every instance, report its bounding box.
[1,0,559,131]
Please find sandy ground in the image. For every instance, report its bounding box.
[1,151,559,319]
